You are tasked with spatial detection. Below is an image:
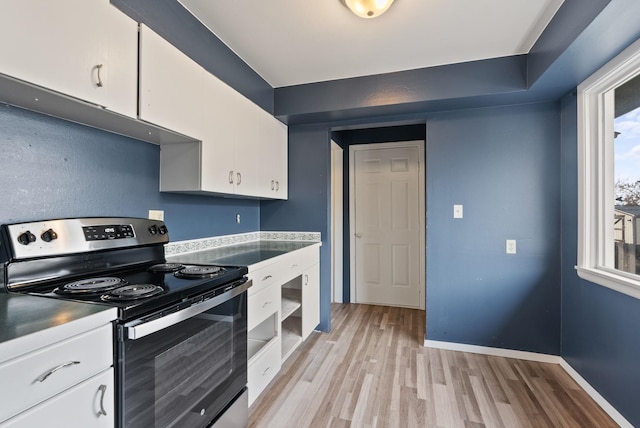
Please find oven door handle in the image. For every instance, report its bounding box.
[124,280,251,340]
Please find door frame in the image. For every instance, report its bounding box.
[331,141,344,303]
[349,140,426,310]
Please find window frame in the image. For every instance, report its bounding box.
[577,37,640,300]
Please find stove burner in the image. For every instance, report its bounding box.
[101,284,164,301]
[175,265,223,279]
[56,277,128,295]
[148,263,185,273]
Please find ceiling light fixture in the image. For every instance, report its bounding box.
[342,0,395,19]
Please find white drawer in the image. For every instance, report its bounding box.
[0,368,114,428]
[0,324,113,423]
[248,262,282,295]
[247,338,281,407]
[279,246,319,283]
[248,283,280,332]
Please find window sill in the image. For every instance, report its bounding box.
[575,266,640,300]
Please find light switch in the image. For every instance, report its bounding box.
[453,205,463,219]
[506,240,517,254]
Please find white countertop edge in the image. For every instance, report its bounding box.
[165,231,322,256]
[0,307,117,363]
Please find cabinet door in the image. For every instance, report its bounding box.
[0,0,137,118]
[0,369,114,428]
[200,72,238,194]
[257,108,288,199]
[301,263,320,339]
[232,97,260,196]
[139,25,204,138]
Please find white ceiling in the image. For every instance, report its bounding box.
[178,0,564,88]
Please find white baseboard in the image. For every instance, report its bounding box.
[558,359,632,428]
[424,339,562,364]
[424,340,632,428]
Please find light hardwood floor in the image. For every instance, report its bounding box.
[249,303,617,428]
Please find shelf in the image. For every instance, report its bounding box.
[281,316,302,362]
[248,312,278,361]
[248,336,278,362]
[281,287,301,320]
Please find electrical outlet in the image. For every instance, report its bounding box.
[506,239,516,254]
[236,213,241,224]
[148,210,164,221]
[453,204,463,219]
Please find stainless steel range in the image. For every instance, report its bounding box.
[0,217,250,428]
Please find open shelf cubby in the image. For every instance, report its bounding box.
[248,312,279,362]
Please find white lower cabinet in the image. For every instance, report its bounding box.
[0,315,115,428]
[246,244,320,406]
[0,324,113,424]
[302,263,321,339]
[0,368,114,428]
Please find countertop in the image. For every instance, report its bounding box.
[0,293,116,362]
[168,240,320,268]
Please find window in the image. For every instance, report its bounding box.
[578,37,640,299]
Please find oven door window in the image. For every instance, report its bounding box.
[119,293,247,428]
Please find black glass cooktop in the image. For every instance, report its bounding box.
[20,263,248,321]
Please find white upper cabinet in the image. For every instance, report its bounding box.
[148,22,288,199]
[0,0,137,118]
[139,24,204,138]
[257,108,288,199]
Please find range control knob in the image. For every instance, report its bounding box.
[148,225,158,235]
[17,231,36,246]
[158,225,168,235]
[41,229,58,242]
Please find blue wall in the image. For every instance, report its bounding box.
[560,94,640,425]
[0,104,259,241]
[260,125,332,332]
[426,103,561,354]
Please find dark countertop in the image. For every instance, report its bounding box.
[0,293,116,362]
[168,240,320,267]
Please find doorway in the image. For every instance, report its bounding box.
[349,141,425,309]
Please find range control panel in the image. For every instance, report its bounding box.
[4,217,169,260]
[83,224,135,241]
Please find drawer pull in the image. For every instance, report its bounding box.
[262,275,273,281]
[262,366,271,376]
[291,264,298,269]
[97,384,108,416]
[262,300,272,308]
[36,360,80,382]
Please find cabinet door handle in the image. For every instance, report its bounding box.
[304,274,309,285]
[262,300,272,308]
[291,264,298,269]
[229,171,234,184]
[262,275,273,281]
[276,181,279,191]
[271,180,275,190]
[237,172,242,185]
[36,361,80,382]
[95,64,104,87]
[97,384,108,416]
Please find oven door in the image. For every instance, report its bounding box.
[117,282,249,428]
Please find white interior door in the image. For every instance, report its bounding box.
[350,141,425,309]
